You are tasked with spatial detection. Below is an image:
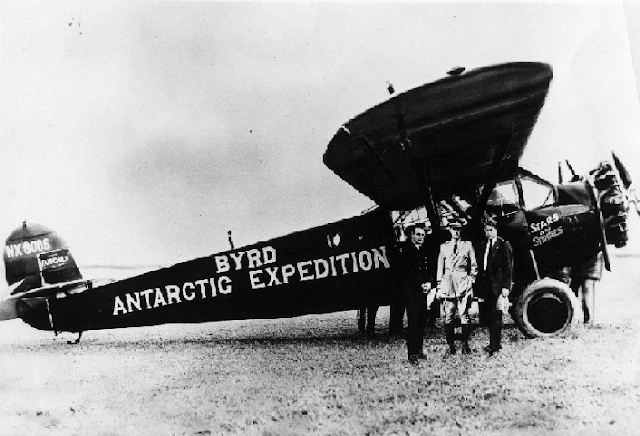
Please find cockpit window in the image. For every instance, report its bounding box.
[520,175,554,210]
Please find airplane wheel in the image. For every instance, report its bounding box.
[514,278,580,338]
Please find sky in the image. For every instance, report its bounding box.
[2,1,640,281]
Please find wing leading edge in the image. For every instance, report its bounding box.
[323,62,553,210]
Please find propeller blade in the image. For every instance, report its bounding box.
[612,151,632,189]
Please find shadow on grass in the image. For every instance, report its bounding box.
[8,321,528,352]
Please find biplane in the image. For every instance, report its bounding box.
[1,62,634,342]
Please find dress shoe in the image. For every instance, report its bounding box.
[448,345,457,355]
[461,343,471,354]
[408,355,420,365]
[417,352,428,360]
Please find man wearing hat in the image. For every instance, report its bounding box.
[477,216,513,355]
[397,223,437,364]
[436,220,477,354]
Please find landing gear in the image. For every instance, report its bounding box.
[513,278,580,338]
[67,331,83,345]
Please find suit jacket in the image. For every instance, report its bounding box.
[436,240,477,299]
[478,236,513,298]
[397,239,438,295]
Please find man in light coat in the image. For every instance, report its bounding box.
[437,221,477,354]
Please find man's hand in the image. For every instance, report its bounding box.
[421,283,432,291]
[501,288,510,298]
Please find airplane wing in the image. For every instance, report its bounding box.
[323,62,553,210]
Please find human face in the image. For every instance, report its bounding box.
[484,225,497,240]
[449,228,461,240]
[411,228,426,246]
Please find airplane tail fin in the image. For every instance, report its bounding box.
[4,222,82,295]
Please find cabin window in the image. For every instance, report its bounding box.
[520,175,554,210]
[487,181,519,216]
[391,207,430,241]
[391,196,473,241]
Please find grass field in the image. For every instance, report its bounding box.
[0,257,638,436]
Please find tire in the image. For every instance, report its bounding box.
[514,278,580,338]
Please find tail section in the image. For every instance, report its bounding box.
[4,221,82,294]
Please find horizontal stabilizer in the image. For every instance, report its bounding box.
[7,279,90,301]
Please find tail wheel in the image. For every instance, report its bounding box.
[514,278,580,338]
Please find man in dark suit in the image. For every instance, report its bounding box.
[389,221,439,337]
[397,223,438,364]
[478,217,513,355]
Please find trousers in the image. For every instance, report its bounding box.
[442,293,473,325]
[404,290,426,357]
[486,294,503,351]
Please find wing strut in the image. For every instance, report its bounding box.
[389,83,442,233]
[361,134,396,178]
[415,161,442,235]
[474,136,516,223]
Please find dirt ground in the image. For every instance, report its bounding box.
[0,256,639,436]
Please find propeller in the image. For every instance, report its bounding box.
[610,151,640,216]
